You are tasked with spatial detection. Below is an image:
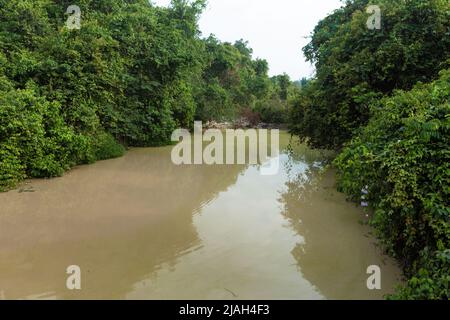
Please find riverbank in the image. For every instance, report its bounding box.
[204,120,288,130]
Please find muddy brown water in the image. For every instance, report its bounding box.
[0,131,402,300]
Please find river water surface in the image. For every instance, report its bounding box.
[0,131,401,299]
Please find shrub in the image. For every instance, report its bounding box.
[0,82,90,188]
[0,145,25,192]
[390,249,450,300]
[255,97,288,124]
[334,69,450,299]
[92,132,125,161]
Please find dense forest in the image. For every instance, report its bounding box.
[0,0,295,191]
[290,0,449,299]
[0,0,448,300]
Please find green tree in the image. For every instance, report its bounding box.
[291,0,450,149]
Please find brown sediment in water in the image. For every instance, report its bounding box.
[0,132,402,300]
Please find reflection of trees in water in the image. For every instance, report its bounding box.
[279,148,325,235]
[281,139,332,201]
[0,147,247,299]
[278,147,390,299]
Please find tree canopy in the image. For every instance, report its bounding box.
[291,0,450,149]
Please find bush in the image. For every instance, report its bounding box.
[334,69,450,299]
[0,82,92,189]
[0,145,25,192]
[255,97,288,124]
[391,249,450,300]
[92,132,125,161]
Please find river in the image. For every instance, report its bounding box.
[0,131,402,299]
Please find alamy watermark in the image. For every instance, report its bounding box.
[66,265,81,290]
[66,5,81,30]
[366,5,381,30]
[171,122,280,176]
[367,265,381,290]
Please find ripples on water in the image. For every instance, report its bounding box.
[0,132,401,300]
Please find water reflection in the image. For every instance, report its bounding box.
[0,132,401,300]
[279,145,401,299]
[0,148,246,299]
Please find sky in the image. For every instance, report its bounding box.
[151,0,343,80]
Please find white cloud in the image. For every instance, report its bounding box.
[151,0,343,80]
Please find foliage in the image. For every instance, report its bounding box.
[290,2,449,298]
[0,0,292,190]
[334,70,450,299]
[391,249,450,300]
[0,0,204,190]
[290,0,450,149]
[0,81,90,190]
[195,36,294,123]
[92,132,125,161]
[0,0,203,190]
[254,97,287,124]
[196,36,268,121]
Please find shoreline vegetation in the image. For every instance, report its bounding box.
[289,0,449,299]
[0,0,448,299]
[204,120,287,130]
[0,0,295,193]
